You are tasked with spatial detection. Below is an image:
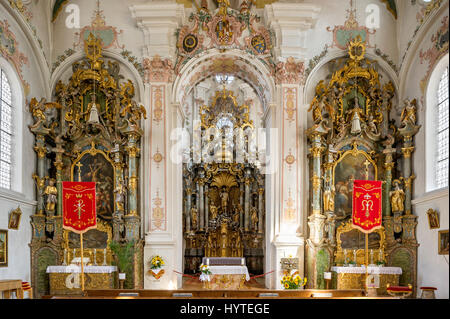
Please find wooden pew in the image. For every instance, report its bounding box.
[0,280,22,299]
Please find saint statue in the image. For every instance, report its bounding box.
[220,187,229,215]
[250,207,258,229]
[323,185,335,212]
[114,178,126,212]
[210,204,218,220]
[390,181,405,213]
[191,207,198,230]
[400,99,417,126]
[44,179,58,212]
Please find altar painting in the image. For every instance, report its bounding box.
[73,152,114,221]
[334,152,376,219]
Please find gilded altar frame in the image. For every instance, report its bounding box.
[334,220,386,265]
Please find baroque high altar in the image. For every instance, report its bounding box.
[27,0,421,295]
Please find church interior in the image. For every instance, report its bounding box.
[0,0,448,301]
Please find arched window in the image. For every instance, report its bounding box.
[435,66,449,189]
[0,68,12,189]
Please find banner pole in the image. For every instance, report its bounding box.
[80,232,85,292]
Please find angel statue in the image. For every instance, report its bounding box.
[390,180,405,213]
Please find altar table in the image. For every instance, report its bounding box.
[46,265,117,295]
[331,266,402,295]
[201,265,250,290]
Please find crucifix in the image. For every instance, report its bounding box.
[363,159,371,180]
[75,162,83,181]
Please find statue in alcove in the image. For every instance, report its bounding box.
[210,204,218,220]
[44,179,58,213]
[191,207,198,230]
[390,180,405,213]
[251,206,258,230]
[220,186,230,215]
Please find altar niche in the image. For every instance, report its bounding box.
[183,88,265,276]
[183,163,265,276]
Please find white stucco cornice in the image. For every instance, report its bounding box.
[129,1,186,60]
[264,2,321,60]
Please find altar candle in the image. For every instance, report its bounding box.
[93,249,97,265]
[63,249,67,265]
[379,250,383,262]
[241,258,244,266]
[370,249,374,265]
[103,248,107,265]
[206,258,209,266]
[73,248,76,260]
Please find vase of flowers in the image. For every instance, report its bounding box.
[148,255,165,280]
[281,274,307,290]
[376,260,385,267]
[199,264,212,289]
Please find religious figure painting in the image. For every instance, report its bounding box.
[8,207,22,230]
[0,230,7,267]
[76,153,114,221]
[438,230,449,255]
[334,153,376,219]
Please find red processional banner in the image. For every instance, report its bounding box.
[352,180,383,233]
[62,182,97,234]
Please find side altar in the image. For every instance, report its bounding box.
[306,38,421,295]
[28,35,146,297]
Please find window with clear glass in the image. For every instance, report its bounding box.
[0,69,12,189]
[436,66,449,189]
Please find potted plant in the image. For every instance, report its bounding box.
[199,264,212,289]
[109,240,135,283]
[280,274,307,290]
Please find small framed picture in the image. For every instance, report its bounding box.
[427,209,440,229]
[0,230,7,267]
[8,207,22,230]
[438,230,449,255]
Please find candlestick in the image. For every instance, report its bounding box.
[93,249,97,266]
[102,248,107,266]
[353,250,357,264]
[370,249,374,265]
[379,250,383,263]
[344,249,348,265]
[63,249,67,266]
[73,248,76,262]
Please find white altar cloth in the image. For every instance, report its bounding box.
[46,265,118,274]
[331,266,402,275]
[207,265,250,281]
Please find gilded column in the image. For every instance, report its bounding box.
[33,134,48,216]
[239,183,244,228]
[258,187,264,234]
[205,185,209,230]
[244,171,251,231]
[185,188,192,233]
[198,170,205,231]
[124,132,141,241]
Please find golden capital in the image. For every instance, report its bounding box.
[384,162,395,170]
[402,174,416,189]
[34,145,47,158]
[401,147,415,158]
[127,210,138,217]
[126,145,141,158]
[309,146,325,158]
[258,188,264,195]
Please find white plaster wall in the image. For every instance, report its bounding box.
[413,190,449,299]
[0,1,44,286]
[403,4,449,299]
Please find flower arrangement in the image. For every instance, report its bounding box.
[200,264,212,275]
[150,255,165,270]
[281,274,307,290]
